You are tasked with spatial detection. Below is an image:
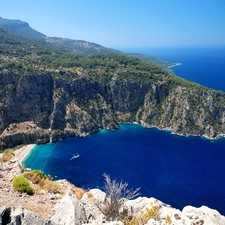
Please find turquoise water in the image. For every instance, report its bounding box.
[23,46,225,215]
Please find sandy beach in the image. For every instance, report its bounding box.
[14,144,35,162]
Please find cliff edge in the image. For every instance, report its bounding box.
[1,69,225,148]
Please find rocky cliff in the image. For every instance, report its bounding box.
[1,190,225,225]
[1,68,225,148]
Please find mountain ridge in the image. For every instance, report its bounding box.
[0,16,175,68]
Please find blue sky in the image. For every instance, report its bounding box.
[0,0,225,48]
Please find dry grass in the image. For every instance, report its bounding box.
[23,170,63,194]
[164,215,172,224]
[32,184,42,194]
[86,192,92,198]
[123,205,159,225]
[74,187,85,199]
[0,149,14,163]
[43,180,63,194]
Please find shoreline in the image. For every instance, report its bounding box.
[14,144,35,163]
[168,62,181,69]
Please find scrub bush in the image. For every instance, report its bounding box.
[12,176,33,195]
[165,215,172,224]
[97,173,141,221]
[123,205,159,225]
[23,169,62,194]
[23,170,47,185]
[0,149,14,163]
[42,180,62,194]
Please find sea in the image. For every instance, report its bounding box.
[23,46,225,215]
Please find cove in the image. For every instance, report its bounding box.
[23,124,225,215]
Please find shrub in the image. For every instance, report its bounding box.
[23,170,47,185]
[12,176,33,195]
[32,184,42,194]
[23,170,62,194]
[165,215,172,224]
[42,180,62,194]
[142,206,159,221]
[123,205,159,225]
[0,149,14,163]
[97,173,141,221]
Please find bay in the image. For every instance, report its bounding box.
[23,124,225,215]
[23,46,225,215]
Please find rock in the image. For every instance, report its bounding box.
[81,189,106,223]
[124,197,225,225]
[182,205,225,225]
[1,72,225,148]
[51,191,87,225]
[88,189,106,204]
[125,197,171,216]
[0,206,56,225]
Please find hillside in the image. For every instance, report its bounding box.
[0,16,45,40]
[0,16,174,68]
[0,28,225,148]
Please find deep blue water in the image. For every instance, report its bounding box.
[23,46,225,215]
[23,124,225,215]
[121,46,225,92]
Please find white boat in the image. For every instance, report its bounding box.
[70,153,80,160]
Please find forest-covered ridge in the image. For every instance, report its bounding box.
[0,16,175,68]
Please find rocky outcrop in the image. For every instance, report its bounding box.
[82,190,225,225]
[51,191,87,225]
[1,71,225,148]
[124,197,225,225]
[1,190,225,225]
[0,206,56,225]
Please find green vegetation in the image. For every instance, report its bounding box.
[0,27,195,89]
[12,170,62,195]
[23,170,49,184]
[23,170,62,194]
[12,175,33,195]
[1,23,224,139]
[0,16,175,68]
[126,52,175,68]
[0,28,172,85]
[0,16,45,40]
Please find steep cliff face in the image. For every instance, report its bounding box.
[1,71,225,148]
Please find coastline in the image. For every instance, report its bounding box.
[167,62,181,69]
[139,121,225,140]
[10,124,225,217]
[14,144,35,163]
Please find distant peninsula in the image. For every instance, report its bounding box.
[168,62,182,69]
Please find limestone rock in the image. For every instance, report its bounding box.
[182,205,225,225]
[51,191,87,225]
[125,197,225,225]
[88,189,106,204]
[1,72,225,148]
[81,189,106,223]
[0,206,56,225]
